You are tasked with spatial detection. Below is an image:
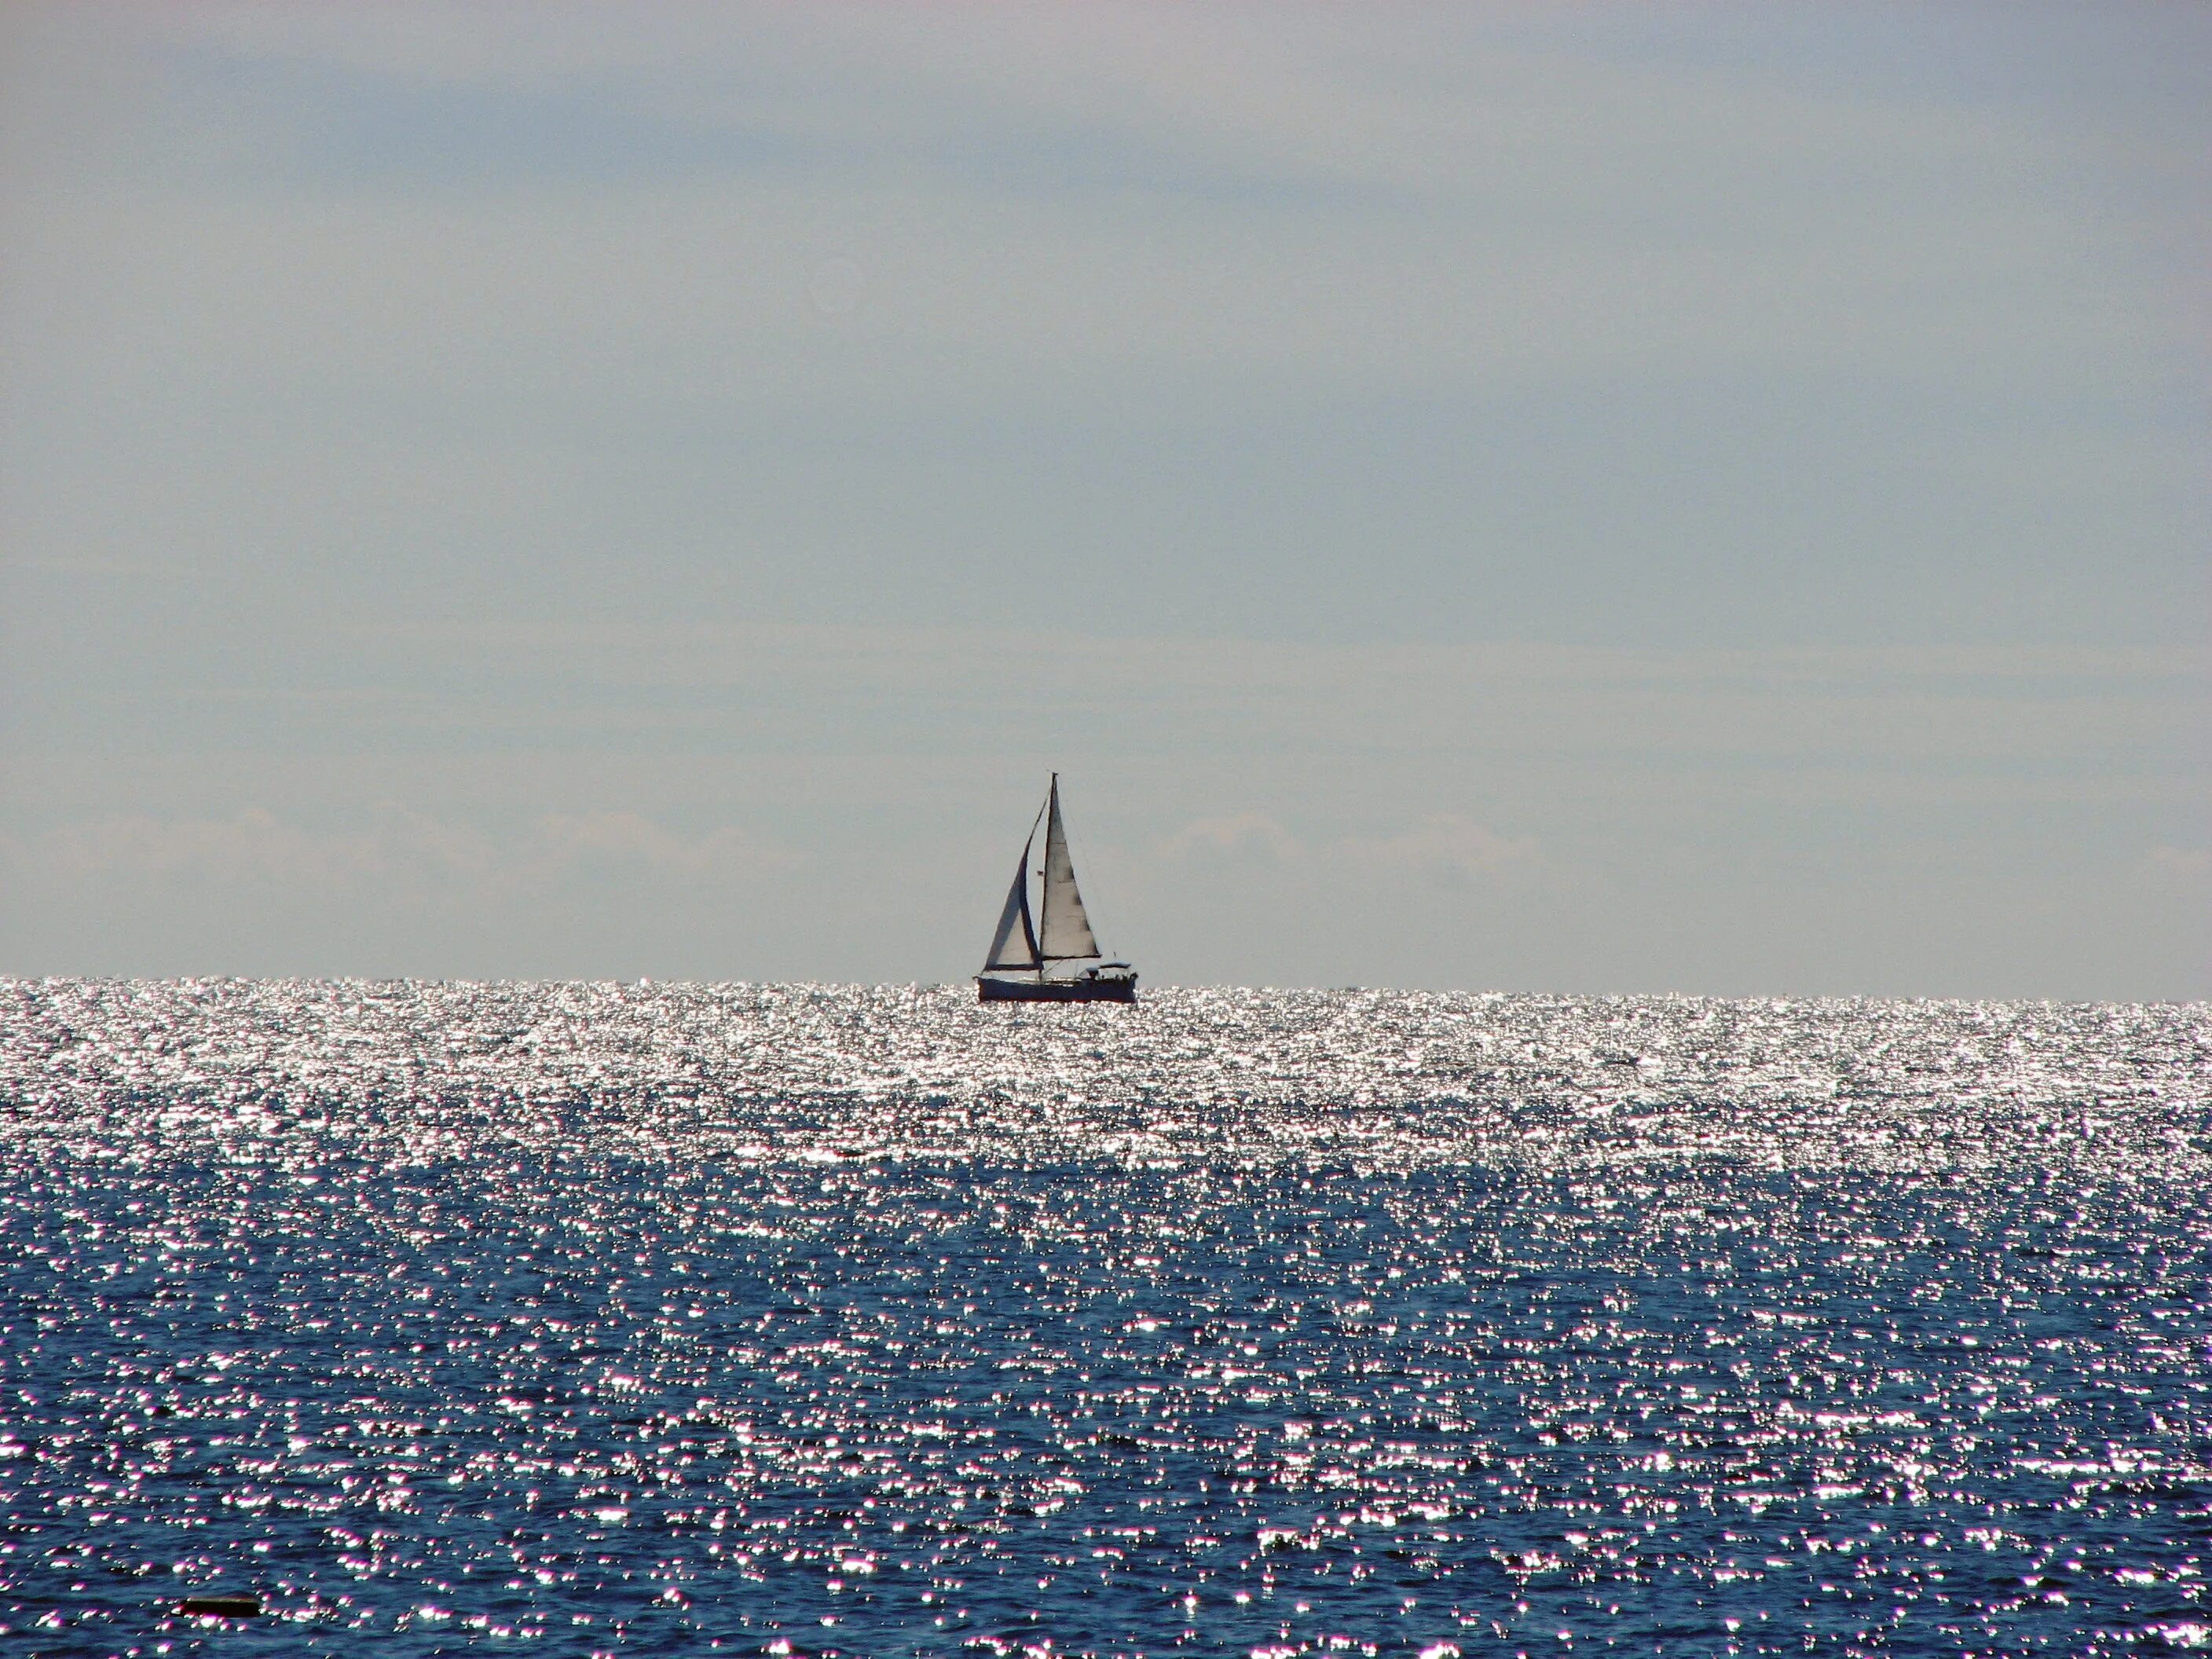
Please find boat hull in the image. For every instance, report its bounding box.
[977,976,1137,1005]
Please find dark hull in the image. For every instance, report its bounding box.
[977,976,1137,1005]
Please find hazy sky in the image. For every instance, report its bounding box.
[2,2,2207,996]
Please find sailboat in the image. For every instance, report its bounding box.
[976,775,1139,1004]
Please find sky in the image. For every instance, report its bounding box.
[1,2,2207,998]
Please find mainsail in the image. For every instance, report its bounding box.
[981,850,1042,972]
[976,775,1133,1002]
[1038,775,1101,961]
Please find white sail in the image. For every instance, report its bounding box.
[981,852,1041,972]
[1038,776,1101,961]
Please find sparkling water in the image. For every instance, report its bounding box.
[2,981,2207,1655]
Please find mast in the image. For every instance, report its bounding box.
[1035,773,1057,976]
[1037,772,1101,966]
[1032,788,1049,980]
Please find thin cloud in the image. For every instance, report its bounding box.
[526,813,801,880]
[1340,815,1540,889]
[2144,846,2212,888]
[1159,813,1302,866]
[9,808,800,892]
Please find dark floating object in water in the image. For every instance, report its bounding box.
[178,1595,262,1617]
[976,774,1138,1004]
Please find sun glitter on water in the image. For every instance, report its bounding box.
[1,982,2207,1656]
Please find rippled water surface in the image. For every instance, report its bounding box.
[2,982,2209,1657]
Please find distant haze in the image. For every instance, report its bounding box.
[2,2,2207,997]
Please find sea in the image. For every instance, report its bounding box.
[1,981,2207,1658]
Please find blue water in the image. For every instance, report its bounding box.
[2,983,2208,1656]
